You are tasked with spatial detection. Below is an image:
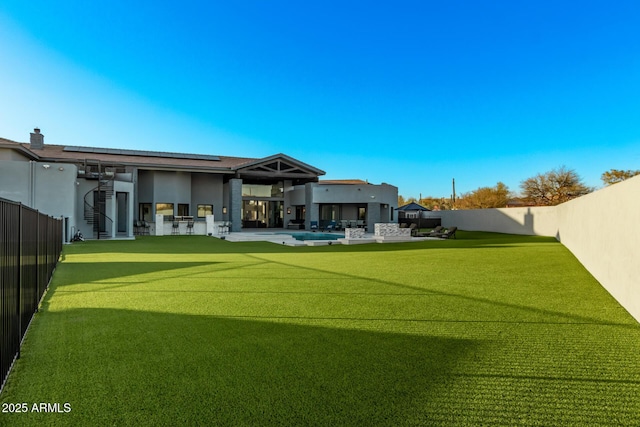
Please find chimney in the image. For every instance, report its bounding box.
[30,128,44,150]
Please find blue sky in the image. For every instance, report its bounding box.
[1,1,639,198]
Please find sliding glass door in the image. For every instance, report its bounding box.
[242,200,284,228]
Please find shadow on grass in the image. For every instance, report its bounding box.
[5,307,639,426]
[243,254,639,329]
[52,261,230,288]
[1,307,479,426]
[52,254,637,329]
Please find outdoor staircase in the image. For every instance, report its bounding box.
[83,175,114,239]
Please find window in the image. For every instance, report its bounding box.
[139,203,152,222]
[321,204,340,221]
[197,204,213,218]
[242,182,284,197]
[178,204,189,216]
[358,207,366,220]
[156,203,174,219]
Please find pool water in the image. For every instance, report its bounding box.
[281,232,344,241]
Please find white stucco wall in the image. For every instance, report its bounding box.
[555,176,640,322]
[438,206,558,236]
[438,176,640,322]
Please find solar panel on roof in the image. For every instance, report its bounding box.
[63,146,220,161]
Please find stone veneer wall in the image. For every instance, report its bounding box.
[374,223,411,237]
[345,228,365,239]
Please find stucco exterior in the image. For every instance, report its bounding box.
[1,130,398,238]
[0,159,78,241]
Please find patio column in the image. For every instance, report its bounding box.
[305,182,319,231]
[367,202,381,231]
[229,178,242,232]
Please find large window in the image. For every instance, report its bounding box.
[197,204,213,218]
[321,204,340,221]
[178,204,189,216]
[156,203,174,218]
[242,182,284,197]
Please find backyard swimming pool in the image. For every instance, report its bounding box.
[279,232,344,241]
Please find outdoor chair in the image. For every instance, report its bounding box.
[310,221,319,231]
[172,220,180,235]
[325,220,336,232]
[409,223,418,236]
[416,226,444,237]
[219,221,230,234]
[434,226,457,239]
[142,221,151,235]
[186,220,194,235]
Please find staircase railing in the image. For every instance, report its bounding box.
[83,173,114,239]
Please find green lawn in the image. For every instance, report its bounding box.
[1,233,639,426]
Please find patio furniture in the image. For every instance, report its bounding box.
[219,221,230,234]
[416,226,443,237]
[287,220,304,229]
[310,221,318,230]
[172,220,180,235]
[325,220,336,232]
[142,221,151,235]
[433,226,457,239]
[186,220,194,235]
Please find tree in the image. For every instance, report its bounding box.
[398,195,417,207]
[520,166,592,206]
[397,195,455,210]
[601,169,640,186]
[420,196,454,211]
[456,182,510,209]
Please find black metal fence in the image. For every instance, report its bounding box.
[1,198,62,393]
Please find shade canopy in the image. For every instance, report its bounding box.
[396,202,430,211]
